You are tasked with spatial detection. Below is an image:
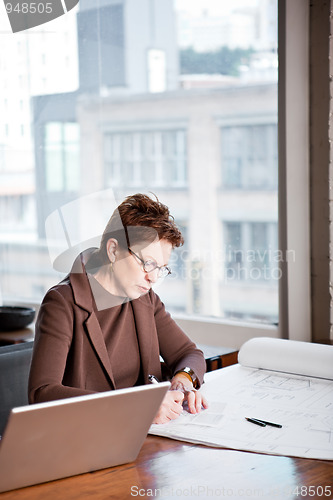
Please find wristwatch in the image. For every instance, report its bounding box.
[174,367,199,389]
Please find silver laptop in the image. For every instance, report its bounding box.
[0,382,169,493]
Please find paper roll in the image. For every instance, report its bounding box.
[238,337,333,380]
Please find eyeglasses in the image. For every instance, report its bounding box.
[128,248,171,279]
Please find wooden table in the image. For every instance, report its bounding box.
[0,435,332,499]
[197,343,238,371]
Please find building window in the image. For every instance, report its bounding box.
[169,222,188,279]
[224,222,243,280]
[221,124,278,190]
[224,221,278,283]
[44,122,80,192]
[222,220,279,324]
[0,195,30,227]
[104,130,187,188]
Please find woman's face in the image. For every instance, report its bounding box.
[108,237,173,300]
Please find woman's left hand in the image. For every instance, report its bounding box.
[170,373,208,414]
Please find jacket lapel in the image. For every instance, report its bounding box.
[85,313,115,389]
[131,296,162,383]
[69,250,116,389]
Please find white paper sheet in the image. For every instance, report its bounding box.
[149,338,333,460]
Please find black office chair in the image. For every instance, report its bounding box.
[0,342,33,436]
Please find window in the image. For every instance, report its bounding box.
[104,130,187,188]
[0,196,30,227]
[0,0,289,345]
[44,122,80,192]
[222,124,278,190]
[224,222,243,279]
[224,221,278,282]
[222,221,278,323]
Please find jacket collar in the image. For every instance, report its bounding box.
[69,248,97,312]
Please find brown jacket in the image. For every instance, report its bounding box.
[28,250,206,404]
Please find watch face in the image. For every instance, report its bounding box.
[184,367,198,387]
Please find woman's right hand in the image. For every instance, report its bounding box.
[152,390,184,424]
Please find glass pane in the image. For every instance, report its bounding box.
[64,123,80,142]
[64,147,80,191]
[45,148,63,192]
[45,123,62,143]
[0,0,278,327]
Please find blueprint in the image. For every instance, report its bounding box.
[149,338,333,460]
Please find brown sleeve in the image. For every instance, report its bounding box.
[28,287,94,403]
[151,291,206,387]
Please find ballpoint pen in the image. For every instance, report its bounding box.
[148,374,160,385]
[245,417,282,428]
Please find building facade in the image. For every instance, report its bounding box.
[76,83,278,321]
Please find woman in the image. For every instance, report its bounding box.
[29,193,208,424]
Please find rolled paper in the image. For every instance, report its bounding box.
[238,337,333,380]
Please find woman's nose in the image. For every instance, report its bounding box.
[145,269,158,283]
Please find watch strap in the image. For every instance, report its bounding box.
[174,367,199,389]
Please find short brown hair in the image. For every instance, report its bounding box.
[118,193,183,246]
[89,194,184,269]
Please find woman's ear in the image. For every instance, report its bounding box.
[106,238,118,263]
